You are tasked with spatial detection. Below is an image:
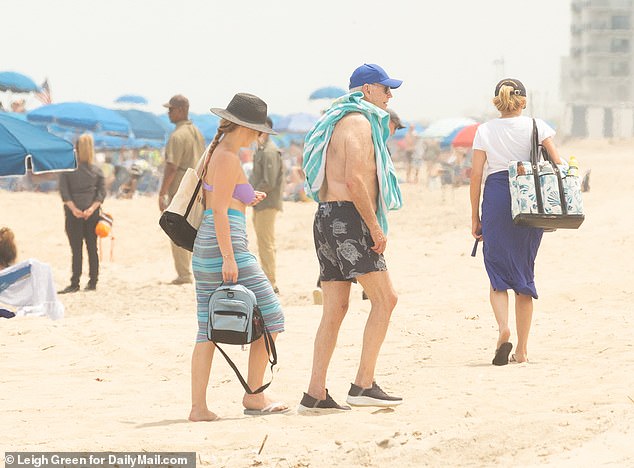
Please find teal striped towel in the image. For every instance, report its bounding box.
[302,92,403,234]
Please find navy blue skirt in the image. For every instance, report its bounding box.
[481,171,543,299]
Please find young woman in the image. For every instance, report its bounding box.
[470,79,562,365]
[58,133,105,293]
[189,93,286,421]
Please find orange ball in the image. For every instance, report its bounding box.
[95,220,111,238]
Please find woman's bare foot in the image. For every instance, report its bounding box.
[243,393,288,412]
[497,326,511,350]
[188,407,219,422]
[510,353,529,363]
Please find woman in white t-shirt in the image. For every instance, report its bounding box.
[470,78,562,365]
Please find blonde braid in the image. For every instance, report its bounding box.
[206,119,239,159]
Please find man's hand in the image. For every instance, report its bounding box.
[370,228,387,254]
[159,194,169,212]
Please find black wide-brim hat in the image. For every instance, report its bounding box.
[210,93,276,134]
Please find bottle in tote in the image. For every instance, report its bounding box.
[568,156,579,177]
[565,156,583,214]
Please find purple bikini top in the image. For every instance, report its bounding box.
[202,181,256,204]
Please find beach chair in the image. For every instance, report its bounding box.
[0,259,64,320]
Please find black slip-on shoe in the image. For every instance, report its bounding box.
[84,283,97,291]
[346,382,403,407]
[492,342,513,366]
[58,285,80,294]
[297,389,351,414]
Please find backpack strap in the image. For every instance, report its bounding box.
[212,328,277,395]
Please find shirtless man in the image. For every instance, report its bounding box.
[299,64,404,412]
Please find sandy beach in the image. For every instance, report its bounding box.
[1,139,633,467]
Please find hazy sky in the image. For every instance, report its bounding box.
[2,0,571,123]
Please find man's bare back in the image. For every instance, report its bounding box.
[319,113,379,214]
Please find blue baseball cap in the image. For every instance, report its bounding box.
[349,63,403,90]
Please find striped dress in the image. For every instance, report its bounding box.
[192,208,284,342]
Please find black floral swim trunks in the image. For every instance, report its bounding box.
[313,201,387,281]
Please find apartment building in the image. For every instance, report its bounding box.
[561,0,634,137]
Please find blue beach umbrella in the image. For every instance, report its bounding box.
[309,86,347,100]
[0,71,40,93]
[274,112,320,134]
[27,102,131,136]
[114,94,149,105]
[0,114,76,176]
[117,109,167,141]
[190,113,220,144]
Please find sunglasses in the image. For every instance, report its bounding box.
[367,83,391,94]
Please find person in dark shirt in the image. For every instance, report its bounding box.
[249,117,284,293]
[58,133,106,293]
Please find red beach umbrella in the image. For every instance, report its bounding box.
[451,123,480,148]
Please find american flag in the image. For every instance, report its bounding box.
[35,78,52,104]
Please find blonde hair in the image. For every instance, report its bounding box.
[205,118,240,160]
[76,133,95,164]
[0,227,17,269]
[493,85,526,114]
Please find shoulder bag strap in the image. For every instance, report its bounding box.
[531,118,545,214]
[212,329,277,395]
[183,144,213,218]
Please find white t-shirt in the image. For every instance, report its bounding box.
[472,116,555,179]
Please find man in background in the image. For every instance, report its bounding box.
[249,117,285,294]
[159,94,205,285]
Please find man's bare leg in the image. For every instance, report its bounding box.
[354,271,398,388]
[306,280,351,400]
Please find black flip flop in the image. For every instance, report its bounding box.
[492,342,513,366]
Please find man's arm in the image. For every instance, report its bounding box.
[158,162,177,211]
[342,117,386,254]
[159,134,182,210]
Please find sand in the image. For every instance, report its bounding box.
[1,139,633,467]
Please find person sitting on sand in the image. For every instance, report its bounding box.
[0,227,64,320]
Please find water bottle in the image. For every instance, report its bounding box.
[568,156,579,177]
[565,156,582,214]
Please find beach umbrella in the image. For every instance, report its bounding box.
[309,86,347,100]
[190,113,220,144]
[420,117,477,139]
[114,94,148,105]
[0,114,76,177]
[27,102,131,136]
[451,123,480,148]
[440,125,468,149]
[274,112,319,134]
[0,71,40,93]
[117,109,167,141]
[158,113,220,145]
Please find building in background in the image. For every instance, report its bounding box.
[561,0,634,138]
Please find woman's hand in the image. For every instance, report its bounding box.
[472,218,482,241]
[221,257,238,284]
[71,207,84,219]
[249,191,267,206]
[82,206,96,219]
